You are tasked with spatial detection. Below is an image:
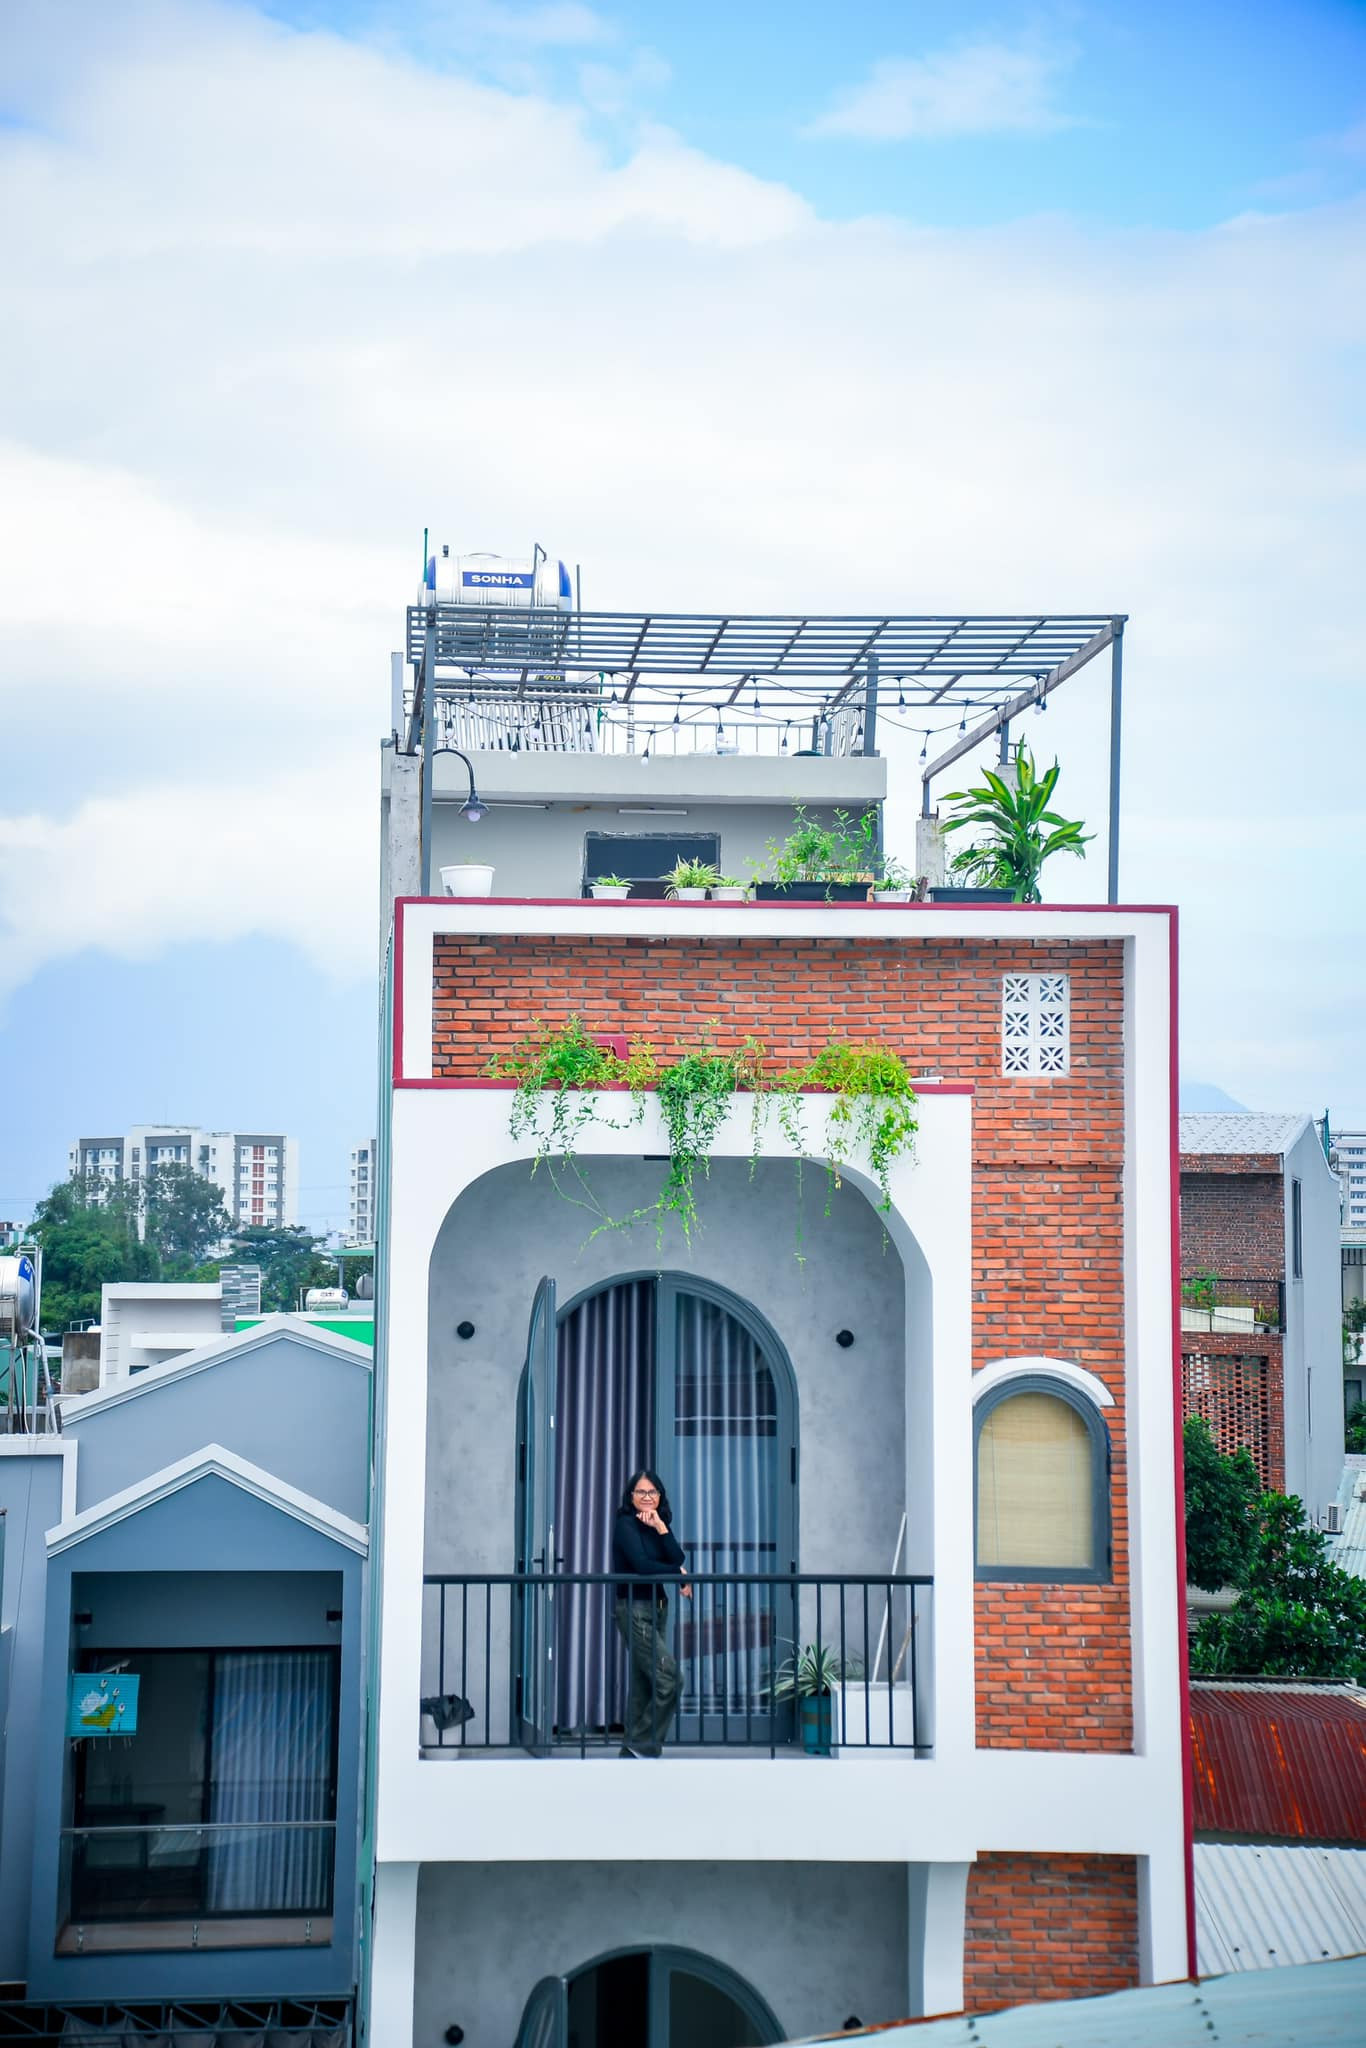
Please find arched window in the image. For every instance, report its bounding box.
[974,1375,1111,1583]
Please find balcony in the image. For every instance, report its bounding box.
[1179,1276,1285,1336]
[57,1820,336,1953]
[421,1573,932,1760]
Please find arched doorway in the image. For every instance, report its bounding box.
[515,1274,798,1750]
[516,1943,783,2048]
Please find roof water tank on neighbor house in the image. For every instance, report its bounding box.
[304,1287,349,1313]
[0,1253,37,1339]
[422,547,573,611]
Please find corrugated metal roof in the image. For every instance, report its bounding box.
[1178,1112,1307,1157]
[1190,1684,1366,1841]
[1195,1843,1366,1973]
[784,1954,1366,2045]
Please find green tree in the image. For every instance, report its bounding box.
[940,746,1092,902]
[28,1175,158,1328]
[1191,1493,1366,1685]
[135,1163,233,1270]
[219,1225,335,1313]
[1182,1417,1262,1591]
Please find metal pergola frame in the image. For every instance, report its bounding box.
[403,606,1127,901]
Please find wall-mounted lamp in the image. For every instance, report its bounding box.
[433,747,487,824]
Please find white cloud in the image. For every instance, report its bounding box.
[0,0,1364,1123]
[807,41,1077,141]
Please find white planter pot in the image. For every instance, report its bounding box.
[439,863,494,898]
[711,887,748,902]
[591,885,630,901]
[671,887,708,901]
[836,1681,917,1755]
[874,890,912,904]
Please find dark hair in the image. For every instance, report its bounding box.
[620,1468,673,1524]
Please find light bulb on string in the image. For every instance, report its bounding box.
[897,679,907,712]
[958,711,967,734]
[781,721,791,753]
[752,691,762,715]
[919,733,929,762]
[673,693,683,727]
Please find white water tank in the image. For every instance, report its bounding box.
[305,1286,349,1312]
[422,547,573,611]
[0,1253,37,1338]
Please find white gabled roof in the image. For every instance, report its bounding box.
[1179,1112,1310,1157]
[62,1312,371,1421]
[45,1442,368,1556]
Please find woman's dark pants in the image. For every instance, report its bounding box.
[615,1594,679,1754]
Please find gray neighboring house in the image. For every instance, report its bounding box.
[0,1316,370,2040]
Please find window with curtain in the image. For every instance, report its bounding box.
[975,1381,1110,1583]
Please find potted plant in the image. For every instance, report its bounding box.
[664,858,720,901]
[753,808,877,902]
[590,874,632,901]
[871,861,914,905]
[769,1642,862,1756]
[935,746,1092,902]
[439,863,495,897]
[710,876,749,902]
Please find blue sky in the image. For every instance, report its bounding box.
[1,0,1363,1232]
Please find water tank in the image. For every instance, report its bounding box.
[422,547,573,612]
[0,1253,37,1338]
[305,1286,349,1313]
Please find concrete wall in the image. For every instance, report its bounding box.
[72,1569,343,1648]
[99,1285,223,1382]
[28,1477,364,2004]
[65,1328,371,1523]
[1283,1123,1346,1516]
[424,1155,911,1581]
[0,1446,70,1985]
[413,1858,910,2048]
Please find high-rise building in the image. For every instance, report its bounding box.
[348,1139,377,1245]
[67,1125,300,1233]
[1335,1128,1366,1229]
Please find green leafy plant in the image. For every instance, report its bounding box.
[1190,1490,1366,1685]
[1182,1417,1262,1592]
[872,860,913,895]
[594,874,630,888]
[648,1033,766,1245]
[1346,1402,1366,1455]
[1181,1270,1220,1314]
[940,746,1092,902]
[768,1642,863,1699]
[761,807,881,891]
[489,1017,653,1209]
[663,858,720,896]
[712,875,747,890]
[779,1043,918,1213]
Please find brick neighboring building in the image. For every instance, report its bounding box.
[1179,1113,1344,1515]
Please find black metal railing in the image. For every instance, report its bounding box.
[421,1573,932,1758]
[1179,1275,1285,1334]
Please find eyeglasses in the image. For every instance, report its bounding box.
[632,1487,660,1500]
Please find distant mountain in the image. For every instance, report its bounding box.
[1179,1082,1249,1113]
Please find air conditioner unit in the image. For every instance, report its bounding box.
[1324,1502,1344,1535]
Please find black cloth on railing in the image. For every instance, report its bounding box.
[611,1510,686,1601]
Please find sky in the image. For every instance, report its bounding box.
[0,0,1363,1233]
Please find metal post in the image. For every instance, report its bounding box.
[862,654,879,759]
[390,651,404,739]
[1107,621,1124,904]
[997,719,1010,767]
[419,615,437,896]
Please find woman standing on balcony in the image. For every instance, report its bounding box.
[613,1470,690,1758]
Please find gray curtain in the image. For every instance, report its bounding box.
[204,1650,335,1912]
[554,1280,654,1732]
[672,1295,778,1719]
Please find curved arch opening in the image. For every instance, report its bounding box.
[516,1942,783,2048]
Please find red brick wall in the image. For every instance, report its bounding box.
[963,1852,1139,2011]
[1180,1167,1284,1277]
[431,931,1133,1751]
[1182,1337,1284,1490]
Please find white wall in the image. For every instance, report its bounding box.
[98,1283,222,1382]
[1282,1122,1346,1516]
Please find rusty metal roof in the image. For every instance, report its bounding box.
[1191,1684,1366,1842]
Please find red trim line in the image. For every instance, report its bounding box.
[393,895,1178,914]
[1166,906,1198,1980]
[392,902,406,1089]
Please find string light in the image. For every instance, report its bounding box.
[958,711,967,734]
[673,693,682,727]
[752,691,762,715]
[781,721,791,753]
[897,679,907,712]
[919,733,929,762]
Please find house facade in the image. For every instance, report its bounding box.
[366,629,1191,2043]
[1178,1113,1343,1514]
[0,1317,369,2041]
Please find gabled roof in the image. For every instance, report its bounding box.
[1329,1458,1366,1582]
[62,1312,370,1421]
[45,1442,368,1556]
[1190,1683,1366,1842]
[1179,1112,1310,1158]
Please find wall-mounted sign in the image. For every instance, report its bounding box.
[68,1672,139,1737]
[461,569,533,588]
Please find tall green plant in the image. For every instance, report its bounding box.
[940,747,1091,902]
[778,1043,918,1214]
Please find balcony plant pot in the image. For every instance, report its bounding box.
[440,863,495,897]
[800,1693,834,1757]
[711,886,748,902]
[672,887,708,902]
[928,886,1014,902]
[590,884,630,901]
[872,889,912,904]
[753,882,870,903]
